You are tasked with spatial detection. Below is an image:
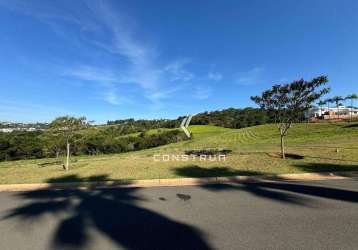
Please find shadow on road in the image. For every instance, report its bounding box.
[292,162,358,172]
[2,174,212,250]
[3,163,358,249]
[174,165,358,205]
[173,165,262,177]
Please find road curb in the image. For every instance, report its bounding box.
[0,171,357,192]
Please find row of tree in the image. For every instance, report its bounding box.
[0,119,188,169]
[107,118,178,129]
[108,108,275,130]
[189,108,275,128]
[0,75,345,164]
[0,108,279,166]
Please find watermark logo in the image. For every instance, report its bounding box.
[153,149,229,162]
[153,154,226,162]
[180,114,194,138]
[152,115,229,162]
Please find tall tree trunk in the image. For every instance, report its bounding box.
[65,141,70,171]
[328,103,330,120]
[280,135,285,159]
[319,104,324,120]
[351,99,353,122]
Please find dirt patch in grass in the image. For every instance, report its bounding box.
[37,159,78,168]
[267,152,304,160]
[184,149,232,156]
[37,161,63,168]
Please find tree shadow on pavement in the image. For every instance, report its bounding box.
[173,165,262,177]
[2,174,213,250]
[292,162,358,173]
[174,165,358,205]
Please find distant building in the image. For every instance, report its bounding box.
[308,105,358,120]
[0,128,15,133]
[0,127,41,133]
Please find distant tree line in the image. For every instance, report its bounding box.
[107,108,275,130]
[107,119,179,130]
[0,107,278,162]
[0,131,44,161]
[0,127,187,162]
[189,107,275,128]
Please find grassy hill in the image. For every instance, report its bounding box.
[0,123,358,184]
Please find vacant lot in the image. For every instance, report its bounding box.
[0,123,357,184]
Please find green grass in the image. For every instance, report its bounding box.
[1,123,358,184]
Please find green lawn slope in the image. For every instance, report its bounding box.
[1,123,358,184]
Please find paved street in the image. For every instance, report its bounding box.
[0,179,357,250]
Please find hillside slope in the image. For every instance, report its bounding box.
[0,123,358,184]
[139,123,358,154]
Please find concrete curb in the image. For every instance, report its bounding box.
[0,171,358,192]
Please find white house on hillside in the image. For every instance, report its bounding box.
[308,105,358,120]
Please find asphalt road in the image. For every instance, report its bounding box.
[0,179,357,250]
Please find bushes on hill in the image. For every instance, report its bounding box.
[0,129,188,162]
[190,108,274,128]
[0,131,44,161]
[107,108,274,130]
[107,119,179,130]
[0,107,275,162]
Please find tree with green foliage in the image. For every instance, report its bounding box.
[332,96,344,119]
[317,100,327,118]
[251,76,330,159]
[345,94,358,122]
[41,132,65,158]
[49,116,88,170]
[324,98,334,119]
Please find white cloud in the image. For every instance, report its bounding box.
[3,0,197,109]
[0,0,99,39]
[82,1,196,107]
[102,88,131,106]
[146,85,185,102]
[236,67,264,85]
[84,2,198,103]
[64,66,118,82]
[83,1,162,90]
[62,65,127,105]
[194,86,212,100]
[164,59,194,82]
[208,72,223,81]
[104,92,120,105]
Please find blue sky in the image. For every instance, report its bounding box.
[0,0,357,123]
